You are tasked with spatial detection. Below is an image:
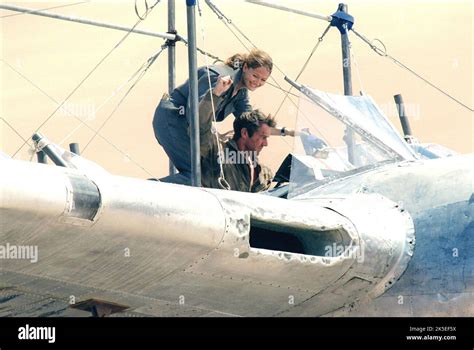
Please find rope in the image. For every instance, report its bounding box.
[10,0,162,158]
[134,0,150,20]
[351,28,473,112]
[197,2,230,190]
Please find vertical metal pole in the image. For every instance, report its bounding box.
[394,94,413,142]
[69,142,80,155]
[186,0,201,186]
[168,0,178,175]
[339,3,355,165]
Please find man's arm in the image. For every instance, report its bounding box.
[271,126,296,137]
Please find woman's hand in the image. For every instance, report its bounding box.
[212,75,233,97]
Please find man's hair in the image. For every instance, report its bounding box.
[233,109,276,140]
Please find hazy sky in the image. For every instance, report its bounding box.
[1,0,472,178]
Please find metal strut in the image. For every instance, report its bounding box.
[186,0,201,187]
[332,4,356,165]
[0,4,176,41]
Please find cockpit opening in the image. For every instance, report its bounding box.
[249,215,352,256]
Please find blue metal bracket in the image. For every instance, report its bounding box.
[331,5,354,34]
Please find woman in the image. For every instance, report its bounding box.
[152,48,273,183]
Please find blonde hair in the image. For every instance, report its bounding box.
[224,48,273,73]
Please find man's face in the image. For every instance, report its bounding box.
[242,124,271,155]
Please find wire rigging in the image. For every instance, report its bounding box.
[272,24,331,118]
[204,0,295,98]
[179,36,224,63]
[58,66,146,147]
[4,1,469,183]
[134,0,150,20]
[204,0,333,151]
[1,58,158,178]
[351,28,473,112]
[204,0,298,150]
[0,1,90,19]
[82,44,168,152]
[0,117,33,149]
[134,0,161,20]
[10,0,163,158]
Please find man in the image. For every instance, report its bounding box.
[199,76,275,192]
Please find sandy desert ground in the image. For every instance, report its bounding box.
[1,0,472,179]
